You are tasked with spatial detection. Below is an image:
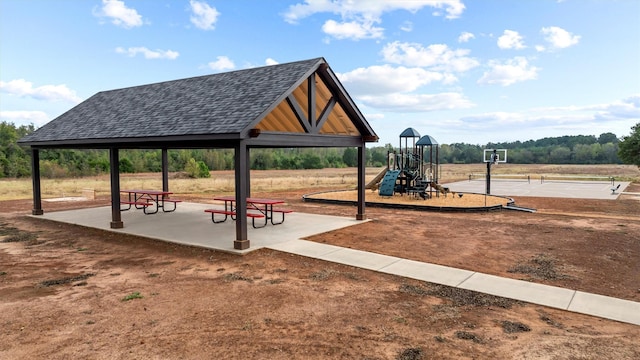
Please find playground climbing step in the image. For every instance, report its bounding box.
[378,170,401,196]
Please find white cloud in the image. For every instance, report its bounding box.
[0,79,82,103]
[497,30,526,49]
[0,110,50,126]
[400,21,413,32]
[265,58,279,66]
[322,19,383,40]
[94,0,143,29]
[363,112,385,120]
[540,26,580,50]
[189,0,220,30]
[283,0,465,40]
[358,92,474,112]
[546,94,640,121]
[478,57,539,86]
[381,41,479,73]
[208,56,235,71]
[338,65,445,95]
[458,31,475,43]
[336,64,474,112]
[115,47,179,60]
[457,95,640,141]
[460,111,525,126]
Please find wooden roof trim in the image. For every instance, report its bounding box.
[316,63,378,140]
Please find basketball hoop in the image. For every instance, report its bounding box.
[483,149,507,195]
[483,149,507,164]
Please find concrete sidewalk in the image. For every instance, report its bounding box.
[38,203,640,326]
[268,240,640,326]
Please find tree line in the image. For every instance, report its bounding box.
[1,121,638,179]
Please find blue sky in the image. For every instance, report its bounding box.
[1,0,639,147]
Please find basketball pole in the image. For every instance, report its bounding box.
[486,160,491,195]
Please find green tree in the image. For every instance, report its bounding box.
[301,152,324,169]
[598,143,619,163]
[197,160,211,178]
[618,122,640,167]
[184,158,210,178]
[572,144,595,164]
[119,158,135,173]
[549,146,571,163]
[252,150,275,170]
[0,122,32,177]
[143,150,162,172]
[369,146,388,167]
[342,147,358,167]
[598,132,619,144]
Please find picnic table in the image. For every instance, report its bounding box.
[120,189,182,215]
[206,195,292,228]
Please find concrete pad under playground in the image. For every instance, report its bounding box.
[37,203,640,326]
[443,179,630,200]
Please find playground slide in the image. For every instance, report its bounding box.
[378,170,401,196]
[365,168,388,190]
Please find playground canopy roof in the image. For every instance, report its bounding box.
[19,57,378,149]
[399,127,421,138]
[417,135,438,146]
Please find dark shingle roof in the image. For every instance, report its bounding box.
[20,58,326,145]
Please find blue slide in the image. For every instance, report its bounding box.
[378,170,401,196]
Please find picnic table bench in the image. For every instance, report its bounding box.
[204,209,267,228]
[206,196,293,228]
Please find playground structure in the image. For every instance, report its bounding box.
[367,127,441,199]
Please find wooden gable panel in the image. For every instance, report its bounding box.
[319,102,360,135]
[256,99,306,132]
[255,72,361,136]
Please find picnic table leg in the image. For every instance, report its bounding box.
[134,193,147,210]
[162,199,178,212]
[143,195,159,215]
[249,203,268,228]
[251,215,267,229]
[262,204,269,227]
[120,192,132,211]
[210,212,230,223]
[270,206,287,225]
[227,201,237,220]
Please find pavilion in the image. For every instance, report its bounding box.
[18,57,379,250]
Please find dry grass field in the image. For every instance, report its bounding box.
[1,163,638,201]
[1,164,639,359]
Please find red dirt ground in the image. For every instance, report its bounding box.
[1,183,639,359]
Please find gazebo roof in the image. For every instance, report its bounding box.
[19,57,378,148]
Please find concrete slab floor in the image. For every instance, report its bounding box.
[38,202,366,255]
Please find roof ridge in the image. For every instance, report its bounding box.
[98,57,326,94]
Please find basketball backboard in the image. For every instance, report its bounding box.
[483,149,507,164]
